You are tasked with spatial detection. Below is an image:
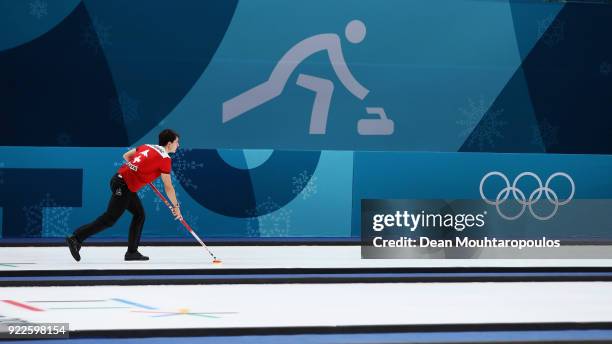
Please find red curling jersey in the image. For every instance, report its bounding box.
[117,144,172,192]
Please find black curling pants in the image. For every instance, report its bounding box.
[73,174,145,253]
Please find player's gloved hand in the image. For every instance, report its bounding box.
[171,206,183,221]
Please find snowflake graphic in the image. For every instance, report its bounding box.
[110,92,140,125]
[29,0,48,19]
[246,198,292,237]
[56,132,72,146]
[601,62,612,77]
[457,97,488,138]
[81,17,111,54]
[137,178,177,213]
[531,118,559,148]
[176,210,199,235]
[537,14,564,47]
[172,149,204,190]
[22,194,73,237]
[292,170,317,200]
[457,96,506,150]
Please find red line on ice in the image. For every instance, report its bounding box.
[2,300,44,312]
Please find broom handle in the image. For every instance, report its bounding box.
[148,183,219,260]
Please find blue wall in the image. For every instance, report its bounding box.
[1,0,611,240]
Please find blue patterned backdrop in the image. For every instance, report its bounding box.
[1,0,611,241]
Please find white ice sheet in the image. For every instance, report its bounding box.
[0,246,611,271]
[1,282,611,331]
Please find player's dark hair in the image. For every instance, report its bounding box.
[159,129,179,146]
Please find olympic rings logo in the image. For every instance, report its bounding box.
[479,172,575,220]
